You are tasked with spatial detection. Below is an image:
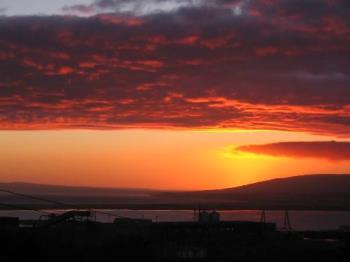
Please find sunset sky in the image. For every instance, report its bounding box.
[0,0,350,189]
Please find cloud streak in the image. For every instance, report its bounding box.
[236,141,350,161]
[0,1,350,134]
[63,0,208,16]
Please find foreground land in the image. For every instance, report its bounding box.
[1,217,349,262]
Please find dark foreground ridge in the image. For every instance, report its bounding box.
[158,174,350,210]
[0,209,350,262]
[1,174,350,210]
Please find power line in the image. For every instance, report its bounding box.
[0,188,76,209]
[0,187,124,219]
[0,201,51,215]
[92,209,124,219]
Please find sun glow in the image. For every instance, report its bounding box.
[0,129,349,190]
[221,145,276,160]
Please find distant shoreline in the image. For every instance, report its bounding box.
[1,175,350,212]
[1,204,350,211]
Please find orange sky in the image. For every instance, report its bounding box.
[1,129,350,190]
[1,1,350,190]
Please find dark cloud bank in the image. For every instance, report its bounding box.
[0,0,350,135]
[237,141,350,161]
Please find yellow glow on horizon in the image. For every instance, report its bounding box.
[1,129,350,190]
[221,145,276,160]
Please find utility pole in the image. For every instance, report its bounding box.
[283,210,292,231]
[260,209,266,224]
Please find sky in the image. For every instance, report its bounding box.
[0,0,350,189]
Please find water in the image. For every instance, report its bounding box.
[1,209,350,231]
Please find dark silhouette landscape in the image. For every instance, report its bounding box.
[1,175,350,262]
[1,174,350,210]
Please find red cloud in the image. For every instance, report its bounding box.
[0,1,350,135]
[236,141,350,161]
[58,67,74,75]
[97,14,144,26]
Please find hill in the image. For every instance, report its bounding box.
[210,174,350,194]
[159,174,350,210]
[0,182,156,196]
[1,174,350,210]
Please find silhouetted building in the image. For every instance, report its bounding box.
[198,210,220,224]
[114,217,153,226]
[0,217,19,229]
[339,225,350,232]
